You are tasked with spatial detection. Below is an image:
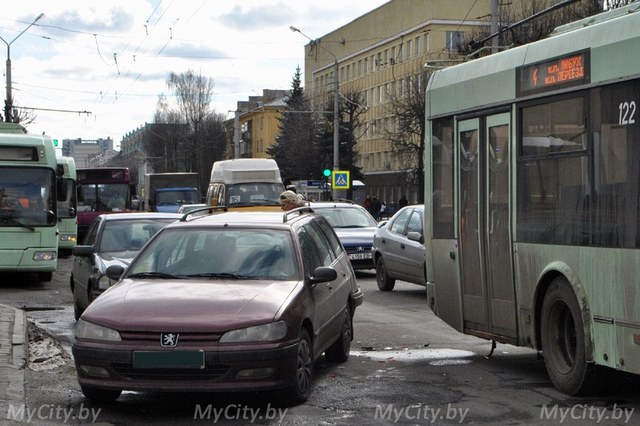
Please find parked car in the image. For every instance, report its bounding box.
[308,201,378,270]
[70,212,182,320]
[372,204,425,291]
[72,208,364,404]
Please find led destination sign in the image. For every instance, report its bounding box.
[517,50,590,96]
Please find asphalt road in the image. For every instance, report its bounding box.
[1,257,639,425]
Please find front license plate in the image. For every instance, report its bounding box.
[133,351,205,369]
[349,252,372,260]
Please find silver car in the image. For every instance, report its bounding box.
[372,205,425,291]
[70,212,182,319]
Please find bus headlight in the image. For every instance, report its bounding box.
[33,251,57,261]
[60,234,77,243]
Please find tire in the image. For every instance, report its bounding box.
[80,385,121,402]
[540,277,601,395]
[289,328,313,404]
[376,256,396,291]
[325,307,352,363]
[73,295,83,321]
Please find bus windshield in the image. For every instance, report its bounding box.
[0,167,56,227]
[226,183,283,207]
[78,183,130,213]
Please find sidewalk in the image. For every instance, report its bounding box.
[0,304,27,418]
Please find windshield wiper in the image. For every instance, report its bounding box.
[0,215,35,231]
[183,272,248,279]
[127,272,181,279]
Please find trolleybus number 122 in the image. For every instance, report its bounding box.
[618,101,636,125]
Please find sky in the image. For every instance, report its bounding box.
[1,0,390,149]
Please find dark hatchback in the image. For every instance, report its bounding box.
[72,208,363,404]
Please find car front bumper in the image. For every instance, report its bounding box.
[72,341,299,393]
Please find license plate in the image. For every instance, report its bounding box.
[133,350,205,369]
[349,253,372,260]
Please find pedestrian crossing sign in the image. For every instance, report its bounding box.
[332,171,350,189]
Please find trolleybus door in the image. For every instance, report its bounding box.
[458,113,517,341]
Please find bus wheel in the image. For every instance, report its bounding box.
[541,277,600,395]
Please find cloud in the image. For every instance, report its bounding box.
[219,4,295,30]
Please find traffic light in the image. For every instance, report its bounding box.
[52,139,59,147]
[323,168,331,178]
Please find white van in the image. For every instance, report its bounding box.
[206,158,284,210]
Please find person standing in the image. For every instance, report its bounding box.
[370,196,382,220]
[399,195,408,208]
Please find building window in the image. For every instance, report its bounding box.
[446,31,464,51]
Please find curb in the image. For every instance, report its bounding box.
[0,304,27,417]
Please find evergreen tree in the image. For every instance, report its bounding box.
[267,67,316,184]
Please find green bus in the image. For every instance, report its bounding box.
[56,155,77,256]
[425,4,640,395]
[0,123,63,282]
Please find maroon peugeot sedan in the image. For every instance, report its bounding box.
[72,208,363,404]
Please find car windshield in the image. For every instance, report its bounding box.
[315,207,377,228]
[99,219,177,253]
[127,227,298,281]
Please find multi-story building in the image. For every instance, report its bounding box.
[61,137,114,168]
[298,0,500,204]
[226,89,289,159]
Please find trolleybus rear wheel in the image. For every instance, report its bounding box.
[541,277,600,395]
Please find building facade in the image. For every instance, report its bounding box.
[226,89,289,159]
[299,0,504,205]
[61,137,115,168]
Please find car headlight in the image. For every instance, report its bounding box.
[220,321,287,343]
[75,319,122,342]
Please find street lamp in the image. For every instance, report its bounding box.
[290,26,340,200]
[0,13,45,123]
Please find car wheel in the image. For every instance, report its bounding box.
[541,277,602,395]
[376,256,396,291]
[325,307,352,363]
[80,385,121,402]
[289,328,313,403]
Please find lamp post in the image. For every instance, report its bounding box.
[0,13,45,123]
[290,26,340,200]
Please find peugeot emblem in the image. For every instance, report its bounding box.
[161,333,179,348]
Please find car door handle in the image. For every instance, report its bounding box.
[327,283,333,291]
[400,244,406,249]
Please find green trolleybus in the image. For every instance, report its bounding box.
[0,123,62,282]
[425,4,640,395]
[56,155,77,256]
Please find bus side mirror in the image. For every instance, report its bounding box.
[56,178,67,202]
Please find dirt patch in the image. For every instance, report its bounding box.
[27,321,71,371]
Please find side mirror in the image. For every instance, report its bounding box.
[308,266,338,284]
[106,264,125,281]
[72,245,94,257]
[407,231,424,244]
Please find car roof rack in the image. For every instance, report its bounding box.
[283,206,314,222]
[180,205,228,221]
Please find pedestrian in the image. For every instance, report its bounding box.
[370,196,382,220]
[279,190,305,211]
[363,195,372,213]
[380,201,386,218]
[399,195,408,208]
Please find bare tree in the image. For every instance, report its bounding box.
[383,70,431,203]
[145,70,227,194]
